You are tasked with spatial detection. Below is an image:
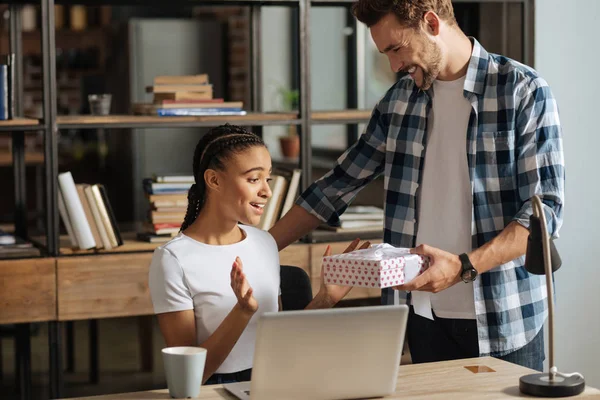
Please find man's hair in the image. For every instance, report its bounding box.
[352,0,457,28]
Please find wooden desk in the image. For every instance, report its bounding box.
[61,357,600,399]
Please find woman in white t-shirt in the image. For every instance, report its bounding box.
[148,124,368,385]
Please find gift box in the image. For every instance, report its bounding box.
[322,243,429,289]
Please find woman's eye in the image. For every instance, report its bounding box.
[249,178,259,183]
[266,177,273,183]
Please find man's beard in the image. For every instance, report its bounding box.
[418,37,442,90]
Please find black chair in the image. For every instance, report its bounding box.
[279,265,313,311]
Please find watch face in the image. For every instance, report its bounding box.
[462,268,477,282]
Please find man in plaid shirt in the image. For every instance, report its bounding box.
[270,0,563,371]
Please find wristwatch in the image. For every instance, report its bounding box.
[459,253,478,283]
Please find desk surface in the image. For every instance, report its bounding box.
[63,357,600,399]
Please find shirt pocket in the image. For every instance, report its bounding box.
[477,130,517,179]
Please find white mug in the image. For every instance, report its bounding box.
[162,346,207,398]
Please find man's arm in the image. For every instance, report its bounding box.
[269,106,389,250]
[270,205,321,251]
[396,221,528,293]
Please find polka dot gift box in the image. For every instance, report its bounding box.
[322,243,430,289]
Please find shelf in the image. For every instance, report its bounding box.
[0,118,40,132]
[59,232,160,256]
[0,151,44,166]
[0,111,370,131]
[310,228,383,243]
[56,112,300,129]
[311,0,527,4]
[37,228,384,255]
[311,109,371,124]
[1,0,300,5]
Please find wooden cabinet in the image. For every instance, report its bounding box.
[0,258,56,324]
[57,253,154,321]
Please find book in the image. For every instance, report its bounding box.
[84,184,113,250]
[152,174,195,183]
[136,232,175,243]
[143,179,192,194]
[0,65,8,120]
[58,172,96,249]
[90,184,120,248]
[153,74,209,85]
[146,84,213,94]
[76,184,104,249]
[279,168,302,218]
[156,108,246,117]
[7,54,14,119]
[148,193,188,208]
[153,92,214,102]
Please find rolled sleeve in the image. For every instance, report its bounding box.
[296,106,388,226]
[513,77,565,238]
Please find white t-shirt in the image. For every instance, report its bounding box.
[416,75,476,320]
[148,225,280,373]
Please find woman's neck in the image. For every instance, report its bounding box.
[184,206,244,245]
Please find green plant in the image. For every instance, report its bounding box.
[278,87,299,112]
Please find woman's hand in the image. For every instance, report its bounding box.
[230,257,258,314]
[318,238,371,305]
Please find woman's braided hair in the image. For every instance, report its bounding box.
[180,124,266,232]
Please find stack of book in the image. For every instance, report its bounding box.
[132,74,246,117]
[318,205,384,233]
[138,175,192,243]
[57,171,123,250]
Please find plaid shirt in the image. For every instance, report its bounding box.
[296,39,564,357]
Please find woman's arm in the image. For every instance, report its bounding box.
[156,256,257,384]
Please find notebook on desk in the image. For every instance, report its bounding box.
[223,305,409,400]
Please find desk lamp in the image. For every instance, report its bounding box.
[519,195,586,397]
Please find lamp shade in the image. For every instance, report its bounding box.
[524,214,562,275]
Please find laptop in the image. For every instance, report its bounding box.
[223,305,408,400]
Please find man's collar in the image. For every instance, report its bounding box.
[463,37,489,96]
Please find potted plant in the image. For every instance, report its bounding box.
[278,87,300,159]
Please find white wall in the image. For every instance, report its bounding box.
[535,0,600,387]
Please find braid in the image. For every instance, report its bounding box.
[180,124,265,231]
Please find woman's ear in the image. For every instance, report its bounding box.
[204,169,220,192]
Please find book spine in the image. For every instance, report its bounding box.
[7,54,14,119]
[0,65,7,120]
[156,108,245,117]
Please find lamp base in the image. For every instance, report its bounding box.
[520,373,585,397]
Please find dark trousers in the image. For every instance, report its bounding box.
[204,368,252,385]
[407,306,545,371]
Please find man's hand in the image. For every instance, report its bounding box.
[394,244,462,293]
